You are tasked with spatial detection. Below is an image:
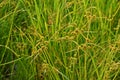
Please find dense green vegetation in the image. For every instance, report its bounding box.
[0,0,120,80]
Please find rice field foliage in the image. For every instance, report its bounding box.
[0,0,120,80]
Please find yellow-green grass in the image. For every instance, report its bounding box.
[0,0,120,80]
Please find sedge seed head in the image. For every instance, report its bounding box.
[93,15,96,19]
[41,46,47,50]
